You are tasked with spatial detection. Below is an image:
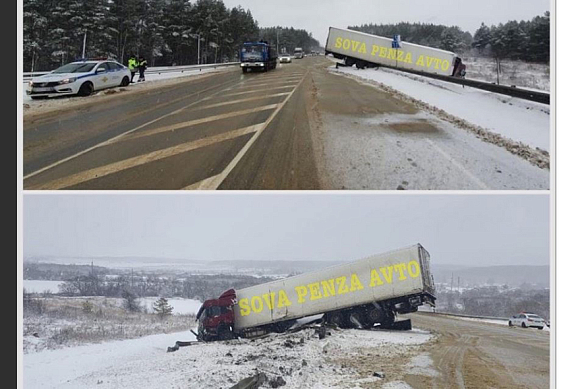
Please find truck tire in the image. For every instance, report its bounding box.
[217,325,235,340]
[345,57,356,67]
[325,311,344,327]
[367,308,385,324]
[355,60,366,69]
[348,311,364,329]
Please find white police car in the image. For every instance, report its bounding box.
[26,59,132,99]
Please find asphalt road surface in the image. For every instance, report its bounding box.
[406,313,550,389]
[23,57,549,190]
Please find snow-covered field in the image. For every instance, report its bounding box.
[23,326,434,389]
[23,280,63,294]
[139,297,202,315]
[332,66,550,152]
[463,57,550,92]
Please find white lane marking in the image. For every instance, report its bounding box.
[221,85,294,97]
[27,124,264,190]
[191,92,291,110]
[126,104,279,141]
[238,80,300,88]
[425,139,490,190]
[193,73,308,190]
[181,174,221,190]
[23,78,242,181]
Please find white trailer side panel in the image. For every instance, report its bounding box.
[325,27,457,76]
[233,244,428,331]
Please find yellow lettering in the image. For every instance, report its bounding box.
[321,279,336,297]
[371,45,379,56]
[380,266,394,284]
[343,39,351,50]
[359,42,367,54]
[379,47,387,58]
[387,49,397,60]
[250,296,263,313]
[308,282,323,301]
[394,263,408,280]
[408,260,421,278]
[335,37,343,49]
[416,55,425,67]
[442,60,450,71]
[426,57,435,68]
[350,274,364,291]
[262,292,275,310]
[352,41,360,52]
[433,58,441,70]
[397,50,404,61]
[369,269,384,287]
[295,285,308,303]
[337,276,349,294]
[239,298,250,316]
[277,290,292,308]
[404,52,412,63]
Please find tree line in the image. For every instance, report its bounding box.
[348,11,550,64]
[258,27,320,54]
[23,0,260,71]
[472,12,550,63]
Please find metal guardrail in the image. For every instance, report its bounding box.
[378,64,550,105]
[419,311,509,321]
[22,62,240,81]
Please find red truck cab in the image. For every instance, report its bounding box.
[195,289,237,341]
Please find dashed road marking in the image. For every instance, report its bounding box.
[27,124,264,190]
[192,72,308,190]
[221,85,294,97]
[23,78,243,182]
[125,104,279,141]
[192,92,291,110]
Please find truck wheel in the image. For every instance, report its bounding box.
[345,57,356,67]
[348,311,364,329]
[355,60,366,69]
[218,325,234,340]
[325,312,344,327]
[367,308,385,324]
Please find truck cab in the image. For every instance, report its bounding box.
[195,289,236,341]
[240,41,278,73]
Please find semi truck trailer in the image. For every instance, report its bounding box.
[325,27,465,77]
[240,41,278,73]
[195,244,436,341]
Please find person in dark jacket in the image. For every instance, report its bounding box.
[128,54,137,83]
[138,57,147,82]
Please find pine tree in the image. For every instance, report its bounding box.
[152,297,173,318]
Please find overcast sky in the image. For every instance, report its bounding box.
[221,0,551,46]
[23,194,549,267]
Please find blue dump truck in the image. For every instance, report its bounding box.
[240,41,278,73]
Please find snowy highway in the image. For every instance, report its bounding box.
[22,56,549,190]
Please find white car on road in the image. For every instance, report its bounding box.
[508,312,546,329]
[279,55,292,63]
[26,59,131,99]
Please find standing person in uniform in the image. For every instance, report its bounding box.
[138,56,147,82]
[128,54,137,83]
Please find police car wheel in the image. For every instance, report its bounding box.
[120,76,130,87]
[78,82,94,96]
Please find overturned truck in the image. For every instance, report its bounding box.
[325,27,465,77]
[195,244,436,341]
